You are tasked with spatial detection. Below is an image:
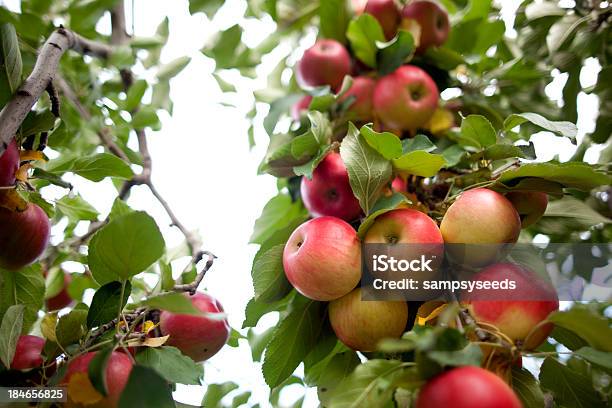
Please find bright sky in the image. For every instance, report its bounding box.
[1,0,604,406]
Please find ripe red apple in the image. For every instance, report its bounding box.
[364,208,443,245]
[416,366,522,408]
[391,176,407,192]
[0,139,19,187]
[297,39,352,91]
[373,65,439,131]
[301,152,362,221]
[401,0,450,53]
[462,263,559,349]
[160,292,230,362]
[339,76,376,121]
[364,0,401,40]
[46,272,73,311]
[10,335,44,370]
[505,191,548,228]
[0,203,51,270]
[283,216,361,301]
[63,351,133,408]
[329,288,408,351]
[291,95,313,120]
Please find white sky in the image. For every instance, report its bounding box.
[1,0,605,407]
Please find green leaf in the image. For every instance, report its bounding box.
[109,197,133,219]
[231,391,251,408]
[317,350,361,405]
[56,195,99,222]
[252,244,292,303]
[262,300,325,387]
[88,346,113,396]
[124,79,148,111]
[426,343,482,367]
[136,346,204,385]
[87,281,131,329]
[71,153,134,182]
[458,115,497,149]
[189,0,224,18]
[377,30,415,76]
[247,327,275,362]
[88,212,165,285]
[0,23,22,106]
[575,347,612,372]
[250,193,307,245]
[0,304,24,368]
[212,72,236,92]
[497,162,611,192]
[56,305,88,348]
[360,125,403,160]
[539,357,606,408]
[481,142,536,161]
[156,56,191,81]
[118,365,174,408]
[402,134,436,153]
[340,123,392,215]
[0,265,45,333]
[346,14,385,67]
[512,367,545,408]
[21,109,56,136]
[328,359,419,408]
[139,292,202,315]
[357,193,409,238]
[504,112,577,141]
[293,144,334,179]
[544,197,612,226]
[320,0,350,43]
[242,295,292,329]
[131,107,161,130]
[202,382,239,407]
[548,306,612,352]
[393,150,446,177]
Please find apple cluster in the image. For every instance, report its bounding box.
[294,0,450,134]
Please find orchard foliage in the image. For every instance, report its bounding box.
[202,0,612,407]
[0,1,237,407]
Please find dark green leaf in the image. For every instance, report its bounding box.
[118,365,174,408]
[56,305,88,348]
[0,265,44,333]
[88,346,113,396]
[539,357,606,408]
[357,193,409,238]
[0,304,24,368]
[575,347,612,372]
[202,382,239,407]
[548,307,612,352]
[512,367,545,408]
[0,23,22,104]
[252,244,292,303]
[87,281,131,329]
[377,30,415,76]
[504,112,577,141]
[497,162,611,192]
[136,346,204,385]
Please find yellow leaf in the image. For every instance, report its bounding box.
[425,108,455,135]
[142,320,158,334]
[0,189,28,211]
[15,163,32,182]
[20,150,46,162]
[400,19,422,49]
[41,313,58,342]
[416,301,448,326]
[67,372,103,405]
[126,334,170,348]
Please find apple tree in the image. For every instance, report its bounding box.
[0,1,236,407]
[202,0,612,407]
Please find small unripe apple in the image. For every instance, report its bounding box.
[401,0,450,53]
[291,95,313,120]
[297,39,352,91]
[329,288,408,351]
[339,76,376,121]
[462,263,559,349]
[46,272,73,311]
[364,0,401,40]
[0,204,51,270]
[416,366,522,408]
[160,292,230,362]
[301,152,362,221]
[283,216,361,301]
[373,65,439,131]
[63,351,133,408]
[505,191,548,228]
[10,335,44,370]
[0,139,19,187]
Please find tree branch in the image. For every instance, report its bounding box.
[0,28,112,156]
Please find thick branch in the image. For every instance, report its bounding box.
[0,28,112,156]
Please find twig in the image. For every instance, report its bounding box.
[173,251,217,294]
[0,27,112,156]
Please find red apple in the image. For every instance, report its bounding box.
[46,272,73,311]
[462,263,559,349]
[283,216,361,301]
[297,39,352,91]
[0,139,19,187]
[391,176,407,192]
[505,191,548,228]
[364,0,401,40]
[10,335,44,370]
[291,95,313,120]
[300,152,362,221]
[416,366,522,408]
[401,0,450,53]
[339,76,376,121]
[63,351,133,408]
[0,203,50,270]
[329,288,408,351]
[373,65,439,131]
[364,208,443,245]
[160,292,230,362]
